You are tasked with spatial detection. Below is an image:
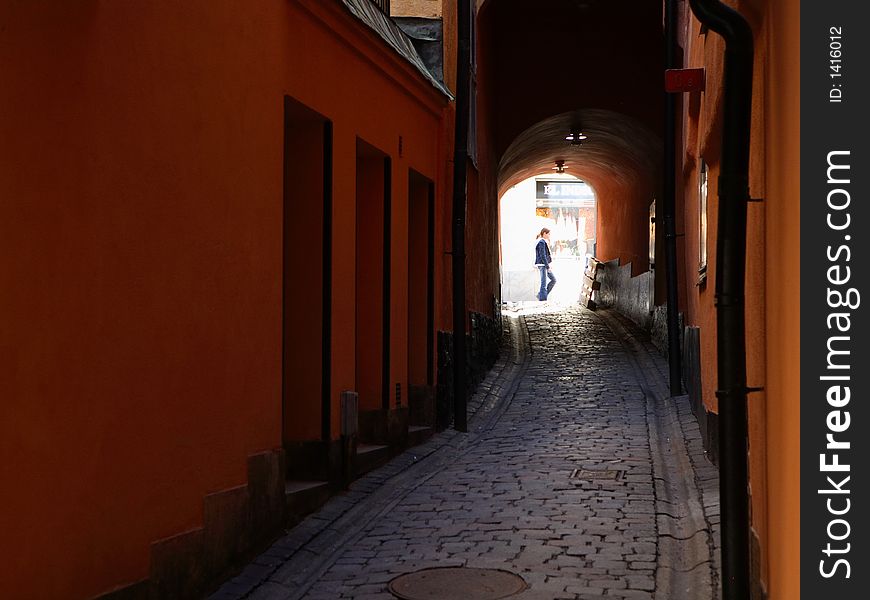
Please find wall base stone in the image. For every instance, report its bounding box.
[94,449,285,600]
[436,305,503,430]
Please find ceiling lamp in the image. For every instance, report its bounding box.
[553,159,566,173]
[565,128,588,145]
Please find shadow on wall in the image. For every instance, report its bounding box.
[595,259,681,360]
[435,300,503,429]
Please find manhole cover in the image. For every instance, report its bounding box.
[570,468,623,480]
[389,567,527,600]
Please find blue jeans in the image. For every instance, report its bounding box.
[537,266,556,300]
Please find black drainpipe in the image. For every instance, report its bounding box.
[687,1,754,599]
[451,0,471,433]
[663,0,683,396]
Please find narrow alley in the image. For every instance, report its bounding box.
[211,305,719,600]
[2,1,800,598]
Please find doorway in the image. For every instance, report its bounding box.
[282,96,332,475]
[355,139,391,421]
[407,170,435,426]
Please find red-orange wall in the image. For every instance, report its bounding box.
[594,175,657,276]
[0,0,450,597]
[1,2,284,596]
[296,2,449,434]
[763,1,800,596]
[678,1,799,597]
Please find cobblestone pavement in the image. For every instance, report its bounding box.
[211,304,719,600]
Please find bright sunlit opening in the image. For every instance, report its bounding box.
[500,173,596,304]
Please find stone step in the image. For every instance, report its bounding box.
[353,443,391,476]
[407,425,433,447]
[285,480,331,528]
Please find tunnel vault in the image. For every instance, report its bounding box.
[477,0,665,276]
[498,109,662,275]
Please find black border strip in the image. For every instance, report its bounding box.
[803,5,869,596]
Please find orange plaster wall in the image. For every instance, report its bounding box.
[0,0,450,597]
[682,0,767,469]
[681,15,722,419]
[280,1,448,431]
[594,176,656,276]
[745,17,770,588]
[763,1,800,596]
[0,1,286,596]
[680,2,799,597]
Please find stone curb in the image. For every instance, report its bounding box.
[594,309,720,600]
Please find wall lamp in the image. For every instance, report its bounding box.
[553,159,566,173]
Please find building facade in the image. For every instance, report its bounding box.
[0,1,503,597]
[675,1,800,598]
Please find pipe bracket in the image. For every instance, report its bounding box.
[716,386,765,398]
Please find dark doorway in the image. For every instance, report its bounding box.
[355,139,391,418]
[407,171,435,427]
[282,96,332,469]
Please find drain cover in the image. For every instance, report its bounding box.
[570,468,622,480]
[389,567,527,600]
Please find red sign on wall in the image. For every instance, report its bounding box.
[665,68,705,93]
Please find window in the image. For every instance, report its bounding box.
[698,159,708,282]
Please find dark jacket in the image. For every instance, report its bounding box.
[534,237,552,267]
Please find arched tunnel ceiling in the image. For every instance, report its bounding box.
[477,0,665,268]
[478,0,664,162]
[498,109,662,197]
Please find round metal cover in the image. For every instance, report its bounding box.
[389,567,527,600]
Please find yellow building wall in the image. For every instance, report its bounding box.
[391,0,442,18]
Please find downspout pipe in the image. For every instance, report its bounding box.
[687,1,754,599]
[451,0,471,432]
[664,0,683,396]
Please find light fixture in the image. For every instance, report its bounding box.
[565,128,588,145]
[553,159,566,173]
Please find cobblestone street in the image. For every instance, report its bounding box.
[212,305,720,600]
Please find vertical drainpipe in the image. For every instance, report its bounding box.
[687,1,754,599]
[664,0,683,396]
[451,0,471,432]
